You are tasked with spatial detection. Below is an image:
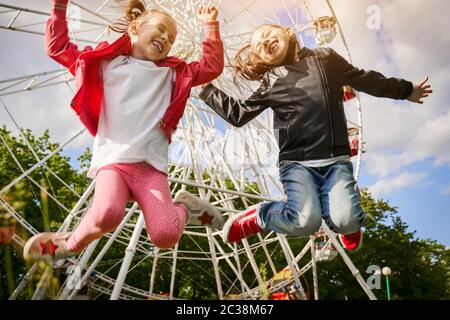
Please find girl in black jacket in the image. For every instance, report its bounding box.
[200,24,432,251]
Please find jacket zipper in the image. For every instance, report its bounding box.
[276,67,294,145]
[314,56,334,158]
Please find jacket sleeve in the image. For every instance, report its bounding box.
[189,21,225,87]
[199,83,270,127]
[330,49,413,100]
[45,0,93,72]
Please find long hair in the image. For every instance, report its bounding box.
[109,0,173,34]
[233,25,300,84]
[233,44,273,83]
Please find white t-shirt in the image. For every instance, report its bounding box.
[297,155,351,168]
[87,55,174,178]
[281,155,351,168]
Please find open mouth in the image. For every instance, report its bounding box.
[268,40,279,54]
[152,40,164,54]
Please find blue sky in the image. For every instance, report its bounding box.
[359,160,450,243]
[1,0,449,246]
[331,0,450,245]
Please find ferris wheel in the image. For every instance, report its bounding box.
[0,0,374,300]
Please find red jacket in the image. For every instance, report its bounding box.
[46,2,224,142]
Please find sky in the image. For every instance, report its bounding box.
[0,0,449,245]
[331,0,450,246]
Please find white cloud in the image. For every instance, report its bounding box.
[361,106,450,179]
[1,84,93,150]
[415,110,450,166]
[440,184,450,196]
[364,152,420,178]
[333,0,450,190]
[369,171,428,196]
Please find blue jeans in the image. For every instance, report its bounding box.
[257,161,365,236]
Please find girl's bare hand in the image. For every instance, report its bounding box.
[407,76,433,104]
[197,5,219,22]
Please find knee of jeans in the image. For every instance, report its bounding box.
[331,207,364,235]
[290,209,322,237]
[91,202,124,232]
[149,229,181,249]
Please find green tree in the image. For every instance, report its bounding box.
[312,189,450,300]
[0,126,90,299]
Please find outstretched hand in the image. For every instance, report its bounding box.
[407,76,433,104]
[197,4,219,22]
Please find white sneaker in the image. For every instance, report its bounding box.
[23,232,78,261]
[174,191,224,230]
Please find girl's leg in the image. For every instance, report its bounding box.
[222,161,323,243]
[128,163,188,249]
[320,161,365,235]
[24,168,131,260]
[67,168,131,252]
[257,161,323,236]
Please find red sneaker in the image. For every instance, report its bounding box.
[221,207,262,243]
[339,229,363,252]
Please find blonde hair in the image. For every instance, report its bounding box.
[109,0,175,34]
[233,24,300,84]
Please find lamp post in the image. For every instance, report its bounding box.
[382,267,392,300]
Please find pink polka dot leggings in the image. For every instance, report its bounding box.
[67,162,188,252]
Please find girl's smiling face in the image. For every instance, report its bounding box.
[130,11,178,62]
[250,25,291,65]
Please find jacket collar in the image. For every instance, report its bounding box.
[297,47,314,61]
[74,33,185,67]
[114,34,185,68]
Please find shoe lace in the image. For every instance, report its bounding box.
[239,216,259,236]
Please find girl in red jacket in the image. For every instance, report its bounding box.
[24,0,225,261]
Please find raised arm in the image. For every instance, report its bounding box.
[45,0,93,72]
[330,48,414,100]
[189,6,225,87]
[199,83,270,128]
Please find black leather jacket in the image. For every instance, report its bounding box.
[200,47,413,163]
